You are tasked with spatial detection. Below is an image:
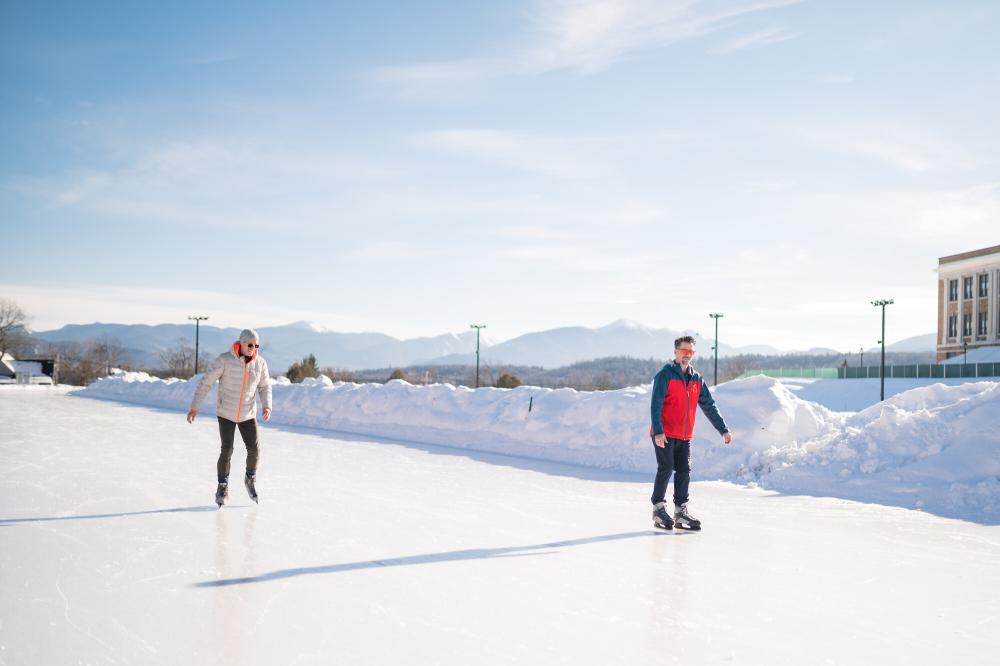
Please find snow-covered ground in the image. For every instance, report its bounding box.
[2,388,998,665]
[778,375,998,411]
[940,345,1000,363]
[76,372,1000,522]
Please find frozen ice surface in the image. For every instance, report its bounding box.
[2,388,999,665]
[78,373,1000,521]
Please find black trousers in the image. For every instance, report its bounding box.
[217,417,260,483]
[650,437,691,507]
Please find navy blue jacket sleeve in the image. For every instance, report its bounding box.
[650,370,667,436]
[697,379,729,435]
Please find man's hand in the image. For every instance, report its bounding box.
[262,407,272,422]
[186,408,198,424]
[654,433,666,448]
[723,431,733,445]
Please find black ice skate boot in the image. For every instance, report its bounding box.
[652,501,674,531]
[674,503,701,531]
[215,482,229,507]
[244,472,258,504]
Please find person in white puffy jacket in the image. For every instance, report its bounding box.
[187,328,272,506]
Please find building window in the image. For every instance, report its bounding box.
[978,311,988,336]
[963,313,972,337]
[964,277,973,299]
[979,274,989,298]
[949,279,958,301]
[948,315,957,338]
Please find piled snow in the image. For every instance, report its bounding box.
[940,344,1000,363]
[77,372,1000,520]
[777,376,991,411]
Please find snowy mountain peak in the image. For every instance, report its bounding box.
[286,320,330,333]
[599,319,648,332]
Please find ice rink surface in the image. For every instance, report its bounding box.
[2,388,999,665]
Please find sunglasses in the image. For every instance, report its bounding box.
[244,342,260,349]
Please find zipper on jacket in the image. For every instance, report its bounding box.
[236,362,249,422]
[683,377,691,439]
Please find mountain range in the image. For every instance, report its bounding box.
[31,320,936,373]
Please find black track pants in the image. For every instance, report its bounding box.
[650,437,691,507]
[217,417,260,483]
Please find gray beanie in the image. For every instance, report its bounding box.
[239,328,260,343]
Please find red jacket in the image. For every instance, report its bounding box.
[650,362,728,440]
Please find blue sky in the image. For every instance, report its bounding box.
[2,0,998,350]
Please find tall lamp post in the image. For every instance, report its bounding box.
[470,324,487,388]
[859,346,864,374]
[709,313,724,386]
[188,315,209,375]
[870,299,893,401]
[963,340,968,376]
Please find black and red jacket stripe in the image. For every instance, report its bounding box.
[649,362,728,440]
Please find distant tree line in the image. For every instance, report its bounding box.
[4,298,938,389]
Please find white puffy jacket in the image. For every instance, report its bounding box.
[190,343,272,423]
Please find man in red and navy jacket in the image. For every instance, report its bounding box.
[649,335,732,531]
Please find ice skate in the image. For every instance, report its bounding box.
[244,473,258,504]
[674,503,701,531]
[652,501,674,531]
[215,482,229,507]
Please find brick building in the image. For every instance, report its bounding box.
[937,244,1000,361]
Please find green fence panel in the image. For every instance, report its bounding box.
[740,363,998,381]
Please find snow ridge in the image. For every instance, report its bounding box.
[76,372,1000,520]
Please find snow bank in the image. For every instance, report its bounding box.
[76,372,1000,520]
[779,376,995,411]
[940,344,1000,363]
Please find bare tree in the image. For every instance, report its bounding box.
[322,367,355,383]
[46,341,102,386]
[90,335,130,375]
[0,299,31,358]
[158,339,196,379]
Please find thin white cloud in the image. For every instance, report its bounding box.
[714,26,798,53]
[0,283,388,333]
[789,122,975,173]
[365,0,803,89]
[364,59,503,98]
[17,139,397,229]
[851,183,1000,247]
[411,129,609,177]
[520,0,803,73]
[820,73,854,84]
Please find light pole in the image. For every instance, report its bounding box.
[709,313,724,386]
[188,316,209,375]
[859,346,864,373]
[870,299,894,401]
[470,324,487,388]
[963,340,968,376]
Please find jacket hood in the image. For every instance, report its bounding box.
[231,342,257,362]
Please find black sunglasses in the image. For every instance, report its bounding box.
[244,342,260,349]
